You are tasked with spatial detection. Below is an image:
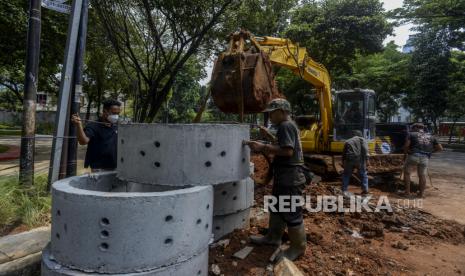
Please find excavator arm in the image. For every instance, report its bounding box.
[253,36,333,147]
[211,30,333,149]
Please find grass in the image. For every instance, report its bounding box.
[0,144,9,154]
[0,129,21,136]
[0,174,51,235]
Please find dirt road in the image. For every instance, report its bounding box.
[422,149,465,224]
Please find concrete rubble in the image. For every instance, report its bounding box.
[42,124,253,275]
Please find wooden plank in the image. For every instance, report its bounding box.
[0,251,42,276]
[0,226,50,264]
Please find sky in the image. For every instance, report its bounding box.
[200,0,414,85]
[382,0,415,47]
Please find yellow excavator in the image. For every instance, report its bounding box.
[210,30,403,175]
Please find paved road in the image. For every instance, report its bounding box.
[0,136,89,177]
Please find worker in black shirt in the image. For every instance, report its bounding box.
[71,99,121,172]
[244,98,307,261]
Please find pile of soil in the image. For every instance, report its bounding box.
[209,165,465,275]
[250,154,271,185]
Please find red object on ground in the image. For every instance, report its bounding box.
[0,145,20,161]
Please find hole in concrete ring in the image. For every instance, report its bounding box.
[215,226,220,230]
[242,218,246,222]
[221,191,227,196]
[232,182,237,187]
[198,270,202,275]
[233,196,237,201]
[56,210,61,216]
[164,238,173,245]
[64,224,67,233]
[100,218,110,226]
[205,224,209,229]
[99,243,109,251]
[121,139,124,144]
[196,219,202,224]
[101,230,109,238]
[206,204,210,210]
[154,141,161,147]
[56,233,60,239]
[220,151,226,157]
[120,157,124,163]
[165,215,173,222]
[205,142,212,148]
[140,150,146,156]
[154,162,161,168]
[205,161,212,167]
[242,158,246,163]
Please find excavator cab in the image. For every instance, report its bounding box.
[333,89,376,142]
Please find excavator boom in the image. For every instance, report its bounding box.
[211,30,333,148]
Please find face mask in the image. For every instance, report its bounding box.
[108,114,119,124]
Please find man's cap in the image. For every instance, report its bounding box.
[352,130,363,137]
[263,98,291,112]
[411,123,425,130]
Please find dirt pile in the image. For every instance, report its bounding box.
[209,177,465,275]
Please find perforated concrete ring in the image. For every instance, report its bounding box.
[117,124,250,186]
[50,172,213,274]
[212,208,251,241]
[213,177,254,216]
[42,244,209,276]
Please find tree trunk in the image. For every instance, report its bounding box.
[449,119,457,144]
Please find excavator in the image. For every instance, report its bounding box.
[210,30,404,176]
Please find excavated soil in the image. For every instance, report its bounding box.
[209,157,465,275]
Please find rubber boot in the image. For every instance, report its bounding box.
[250,213,285,246]
[278,224,307,261]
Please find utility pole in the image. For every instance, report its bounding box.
[67,0,88,177]
[48,0,83,187]
[19,0,42,186]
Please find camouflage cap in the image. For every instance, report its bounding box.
[263,98,291,113]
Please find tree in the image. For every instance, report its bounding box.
[0,0,67,108]
[338,42,411,122]
[394,0,465,50]
[219,0,297,37]
[274,0,393,116]
[445,51,465,141]
[404,28,451,130]
[159,57,207,123]
[83,10,131,119]
[92,0,236,122]
[285,0,393,75]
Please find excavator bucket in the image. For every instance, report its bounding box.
[211,31,280,114]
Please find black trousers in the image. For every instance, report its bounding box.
[270,165,306,227]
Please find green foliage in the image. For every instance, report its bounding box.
[338,42,411,122]
[0,129,22,136]
[158,57,207,123]
[83,10,130,117]
[93,0,237,122]
[0,144,9,154]
[274,0,394,116]
[404,28,451,128]
[446,51,465,120]
[219,0,297,37]
[393,0,465,50]
[36,122,54,135]
[0,174,51,233]
[285,0,394,74]
[0,0,67,109]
